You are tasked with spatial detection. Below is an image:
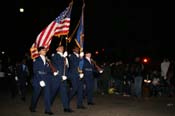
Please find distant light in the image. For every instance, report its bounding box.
[95,51,99,55]
[143,58,148,63]
[19,8,24,13]
[1,51,5,54]
[142,57,150,64]
[144,79,151,83]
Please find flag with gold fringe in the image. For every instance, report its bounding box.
[30,1,73,59]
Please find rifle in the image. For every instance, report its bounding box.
[46,57,57,73]
[91,58,103,72]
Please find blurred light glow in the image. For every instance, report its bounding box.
[144,79,151,83]
[19,8,24,13]
[143,58,148,63]
[1,51,5,54]
[142,57,150,64]
[95,51,99,55]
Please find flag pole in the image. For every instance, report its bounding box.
[63,35,68,76]
[62,0,74,77]
[80,0,85,52]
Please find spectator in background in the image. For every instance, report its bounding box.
[99,62,111,95]
[16,58,29,101]
[6,59,18,99]
[160,58,170,96]
[133,57,144,98]
[161,58,170,80]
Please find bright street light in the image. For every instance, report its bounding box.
[19,8,24,13]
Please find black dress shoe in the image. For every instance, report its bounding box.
[45,111,54,115]
[77,105,86,109]
[88,102,95,105]
[64,108,74,112]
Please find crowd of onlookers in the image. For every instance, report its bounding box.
[95,57,175,98]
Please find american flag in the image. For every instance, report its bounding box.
[30,2,73,59]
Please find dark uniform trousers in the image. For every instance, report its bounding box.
[50,53,70,109]
[51,77,69,109]
[83,58,96,104]
[68,53,84,107]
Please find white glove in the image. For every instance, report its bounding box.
[99,70,103,73]
[53,70,59,76]
[65,58,69,67]
[62,75,67,80]
[79,52,84,58]
[79,73,84,79]
[15,76,18,81]
[39,80,46,87]
[63,51,68,57]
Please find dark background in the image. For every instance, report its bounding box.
[0,0,174,62]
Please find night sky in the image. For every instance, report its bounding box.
[0,0,174,61]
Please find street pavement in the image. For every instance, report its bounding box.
[0,87,175,116]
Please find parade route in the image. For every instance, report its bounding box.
[0,89,175,116]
